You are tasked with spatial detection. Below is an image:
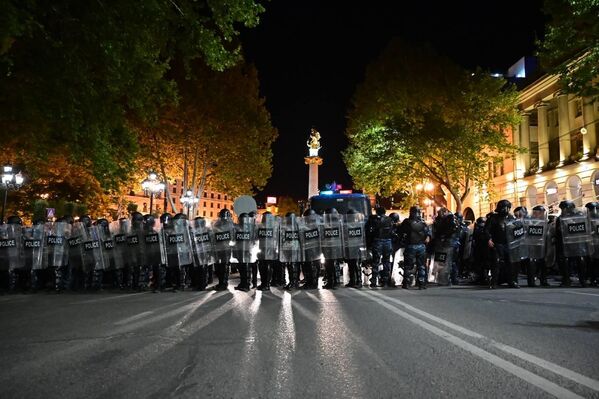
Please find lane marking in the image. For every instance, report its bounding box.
[365,290,599,393]
[114,311,154,326]
[356,290,585,399]
[564,291,599,298]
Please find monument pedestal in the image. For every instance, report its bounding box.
[305,156,323,199]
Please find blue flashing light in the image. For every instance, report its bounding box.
[320,190,334,195]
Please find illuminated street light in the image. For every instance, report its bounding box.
[1,165,25,223]
[180,189,199,218]
[141,171,165,214]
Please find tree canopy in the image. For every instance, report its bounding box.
[344,39,521,212]
[538,0,599,99]
[0,0,265,191]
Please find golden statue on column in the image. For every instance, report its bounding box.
[305,128,323,199]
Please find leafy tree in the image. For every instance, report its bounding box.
[137,61,277,214]
[0,0,266,191]
[344,39,521,213]
[538,0,599,99]
[276,196,299,216]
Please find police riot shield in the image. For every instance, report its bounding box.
[98,224,116,270]
[545,221,557,270]
[110,220,128,270]
[126,220,145,268]
[300,214,322,262]
[164,218,193,268]
[523,218,547,260]
[280,215,302,263]
[212,219,234,264]
[143,220,166,267]
[23,224,45,270]
[560,210,591,258]
[321,213,344,260]
[191,220,214,266]
[256,214,279,261]
[343,213,366,261]
[233,217,255,264]
[67,222,85,271]
[505,219,526,262]
[81,225,105,273]
[45,222,69,268]
[0,224,22,271]
[430,238,453,285]
[461,227,473,263]
[588,212,599,259]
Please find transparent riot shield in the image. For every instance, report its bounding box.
[164,218,193,268]
[300,214,322,262]
[143,220,166,267]
[45,222,69,268]
[430,238,453,285]
[523,218,547,260]
[321,213,343,260]
[98,224,116,271]
[560,211,591,258]
[233,217,255,264]
[81,225,105,272]
[257,214,279,261]
[67,222,85,271]
[126,221,145,268]
[589,213,599,260]
[111,220,128,270]
[506,219,526,263]
[0,224,22,271]
[192,220,214,266]
[23,224,45,270]
[280,215,302,263]
[212,219,234,264]
[343,212,366,261]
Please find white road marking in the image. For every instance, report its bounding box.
[564,291,599,298]
[364,290,599,394]
[114,311,154,326]
[356,290,585,399]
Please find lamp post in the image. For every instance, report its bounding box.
[180,189,199,219]
[141,172,165,215]
[1,165,25,224]
[415,180,435,221]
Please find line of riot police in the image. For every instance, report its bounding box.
[0,206,371,293]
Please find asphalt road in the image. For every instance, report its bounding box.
[1,278,599,399]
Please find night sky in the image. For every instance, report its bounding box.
[241,1,547,203]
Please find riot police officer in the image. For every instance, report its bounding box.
[524,205,549,287]
[556,200,589,287]
[586,202,599,286]
[366,207,394,287]
[471,217,488,285]
[213,208,235,291]
[389,212,402,286]
[431,208,459,286]
[321,208,344,289]
[256,212,279,291]
[233,213,255,292]
[343,209,367,288]
[300,209,322,289]
[399,206,431,289]
[485,199,520,289]
[143,214,165,292]
[280,212,302,289]
[4,216,24,291]
[191,216,213,291]
[26,219,46,291]
[45,217,70,292]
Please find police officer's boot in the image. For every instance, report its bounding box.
[345,262,356,288]
[323,261,335,289]
[508,263,520,288]
[196,265,207,291]
[235,263,250,292]
[285,263,297,289]
[257,261,271,291]
[251,263,258,289]
[334,262,342,287]
[354,262,363,288]
[577,257,587,287]
[214,263,227,291]
[527,260,537,287]
[207,265,214,284]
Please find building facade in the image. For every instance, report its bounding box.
[123,178,234,221]
[459,62,599,219]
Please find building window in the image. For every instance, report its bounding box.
[548,108,559,127]
[224,204,227,209]
[566,175,583,207]
[525,185,537,208]
[545,181,559,212]
[224,195,227,201]
[217,203,221,209]
[204,192,207,198]
[210,212,213,218]
[203,201,207,207]
[211,193,214,199]
[217,194,221,200]
[575,99,583,118]
[203,211,206,217]
[172,186,177,194]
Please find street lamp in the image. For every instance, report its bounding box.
[1,165,25,223]
[141,172,165,214]
[180,189,199,218]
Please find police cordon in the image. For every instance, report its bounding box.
[0,197,597,293]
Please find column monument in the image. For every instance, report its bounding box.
[305,128,323,199]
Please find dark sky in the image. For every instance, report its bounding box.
[241,0,546,203]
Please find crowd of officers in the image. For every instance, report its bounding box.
[0,197,596,294]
